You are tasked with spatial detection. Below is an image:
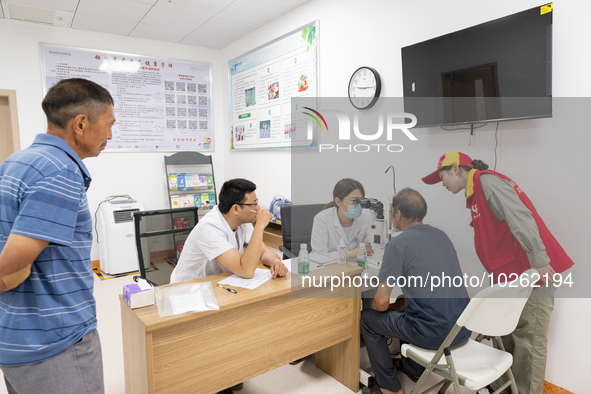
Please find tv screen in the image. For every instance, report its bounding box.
[402,4,553,128]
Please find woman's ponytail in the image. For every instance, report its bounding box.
[471,159,489,171]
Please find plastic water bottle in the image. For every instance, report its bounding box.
[298,244,309,278]
[338,238,347,264]
[357,246,367,271]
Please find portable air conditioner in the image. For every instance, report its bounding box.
[96,196,144,275]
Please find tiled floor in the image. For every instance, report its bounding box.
[0,250,572,393]
[0,268,475,394]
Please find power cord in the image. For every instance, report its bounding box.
[94,194,134,244]
[439,122,487,131]
[493,122,499,171]
[385,165,396,195]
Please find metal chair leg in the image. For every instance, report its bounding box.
[492,336,518,394]
[409,366,435,394]
[443,348,461,394]
[438,380,452,394]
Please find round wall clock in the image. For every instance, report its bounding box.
[348,66,381,110]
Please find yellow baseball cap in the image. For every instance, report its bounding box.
[422,152,473,184]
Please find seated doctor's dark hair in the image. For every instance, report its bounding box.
[391,188,427,222]
[42,78,114,130]
[324,178,365,209]
[218,178,257,214]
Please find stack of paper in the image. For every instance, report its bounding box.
[309,252,336,265]
[218,268,273,290]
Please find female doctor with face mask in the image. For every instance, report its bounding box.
[311,178,373,261]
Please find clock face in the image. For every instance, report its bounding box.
[348,67,381,110]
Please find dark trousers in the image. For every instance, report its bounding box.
[361,309,424,393]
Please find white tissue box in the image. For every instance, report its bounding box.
[123,280,154,309]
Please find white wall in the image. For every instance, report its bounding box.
[220,0,590,392]
[0,19,226,261]
[1,0,589,390]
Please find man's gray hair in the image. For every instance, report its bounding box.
[391,188,427,221]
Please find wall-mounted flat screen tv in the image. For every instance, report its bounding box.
[402,4,553,128]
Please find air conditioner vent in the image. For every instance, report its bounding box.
[8,3,55,24]
[5,3,72,27]
[113,209,140,224]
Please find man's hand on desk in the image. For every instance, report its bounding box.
[269,260,288,278]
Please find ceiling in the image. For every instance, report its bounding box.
[0,0,309,49]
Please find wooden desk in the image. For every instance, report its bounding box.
[262,220,282,250]
[120,264,363,394]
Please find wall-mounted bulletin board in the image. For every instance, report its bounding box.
[41,44,214,152]
[228,21,318,150]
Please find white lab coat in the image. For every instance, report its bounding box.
[170,206,253,283]
[311,207,372,260]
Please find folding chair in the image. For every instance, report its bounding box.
[402,268,538,394]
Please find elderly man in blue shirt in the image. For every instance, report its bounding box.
[0,78,115,394]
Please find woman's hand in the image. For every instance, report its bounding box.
[535,264,556,283]
[365,243,374,256]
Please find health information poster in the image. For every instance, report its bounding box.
[42,44,213,152]
[228,21,318,150]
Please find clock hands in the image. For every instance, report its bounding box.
[349,67,380,109]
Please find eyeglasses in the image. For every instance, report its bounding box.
[343,198,361,206]
[236,200,259,207]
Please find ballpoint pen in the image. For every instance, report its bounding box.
[217,283,237,294]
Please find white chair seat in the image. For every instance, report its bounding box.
[401,340,513,390]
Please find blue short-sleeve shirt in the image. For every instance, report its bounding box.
[0,134,96,366]
[378,225,471,349]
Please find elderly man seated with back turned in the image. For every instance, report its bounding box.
[360,188,471,394]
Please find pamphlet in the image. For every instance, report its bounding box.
[199,174,207,189]
[168,173,178,191]
[170,195,180,208]
[177,173,187,191]
[182,194,194,207]
[184,174,194,190]
[191,174,201,190]
[201,193,210,209]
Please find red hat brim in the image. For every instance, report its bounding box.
[422,170,442,185]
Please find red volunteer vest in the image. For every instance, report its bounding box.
[466,170,574,283]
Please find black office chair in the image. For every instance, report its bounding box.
[279,203,325,260]
[133,206,199,286]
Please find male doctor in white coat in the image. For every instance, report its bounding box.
[171,178,288,283]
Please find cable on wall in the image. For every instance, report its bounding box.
[493,122,499,171]
[439,123,487,131]
[385,165,396,195]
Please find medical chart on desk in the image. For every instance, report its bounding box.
[228,21,318,150]
[41,44,213,152]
